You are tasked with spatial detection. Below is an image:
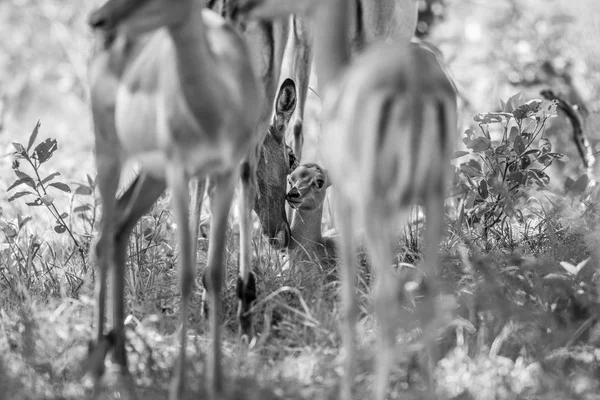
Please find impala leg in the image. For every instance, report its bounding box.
[89,120,121,382]
[333,193,358,400]
[365,220,396,400]
[237,161,257,339]
[205,171,237,400]
[190,178,207,251]
[112,173,166,370]
[421,176,444,391]
[167,159,195,400]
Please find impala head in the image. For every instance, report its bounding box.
[88,0,191,35]
[286,163,331,212]
[255,78,298,249]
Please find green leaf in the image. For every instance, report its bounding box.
[478,180,489,199]
[48,182,71,193]
[460,159,482,178]
[452,150,470,159]
[466,137,491,152]
[54,225,67,234]
[505,92,526,113]
[41,172,61,185]
[12,142,26,155]
[8,191,34,202]
[514,135,525,155]
[508,126,519,142]
[18,215,32,229]
[513,99,542,120]
[75,185,93,196]
[33,138,58,164]
[8,177,33,191]
[473,112,511,124]
[507,171,525,184]
[27,121,41,153]
[74,204,92,213]
[528,169,550,187]
[1,223,18,238]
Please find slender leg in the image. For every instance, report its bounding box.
[237,161,257,339]
[365,218,396,400]
[333,192,357,400]
[112,173,166,369]
[89,119,122,382]
[205,171,237,400]
[421,176,444,390]
[189,178,207,252]
[167,159,195,400]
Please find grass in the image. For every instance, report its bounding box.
[3,0,600,399]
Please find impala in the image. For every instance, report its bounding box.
[285,163,336,276]
[278,0,419,162]
[85,0,295,398]
[240,1,458,399]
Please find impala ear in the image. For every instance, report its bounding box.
[320,168,332,189]
[270,78,297,140]
[275,78,297,121]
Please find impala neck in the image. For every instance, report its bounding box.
[314,0,350,90]
[167,3,222,129]
[289,204,325,251]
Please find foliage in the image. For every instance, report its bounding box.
[454,93,564,236]
[6,122,89,267]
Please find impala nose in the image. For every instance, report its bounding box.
[286,187,300,201]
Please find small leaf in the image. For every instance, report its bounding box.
[505,92,526,113]
[27,121,41,153]
[478,180,489,199]
[8,191,34,202]
[7,176,36,191]
[54,225,67,234]
[33,138,58,164]
[528,169,550,186]
[18,215,32,229]
[508,126,519,142]
[75,185,93,196]
[2,224,18,238]
[41,172,61,185]
[513,99,542,120]
[87,174,96,187]
[507,171,525,184]
[74,204,92,213]
[466,137,491,152]
[48,182,71,193]
[60,212,69,219]
[12,142,26,155]
[559,258,590,276]
[473,112,510,124]
[452,150,470,159]
[514,135,525,155]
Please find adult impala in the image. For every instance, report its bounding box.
[278,0,419,162]
[86,0,274,399]
[241,1,458,399]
